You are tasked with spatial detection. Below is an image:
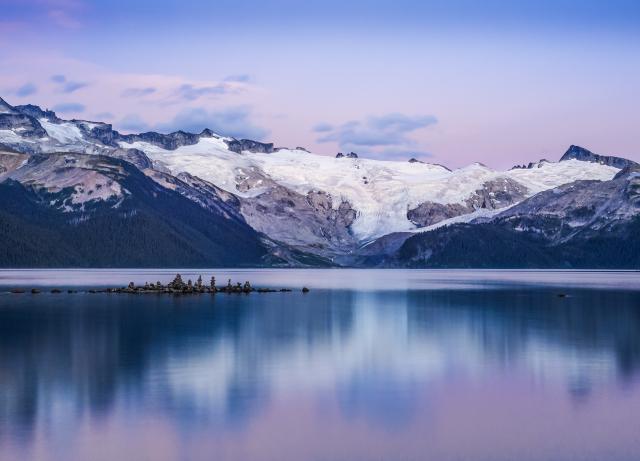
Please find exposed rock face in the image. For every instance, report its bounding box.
[494,167,640,243]
[240,187,358,257]
[0,97,16,114]
[0,151,28,177]
[561,145,638,170]
[226,139,274,154]
[84,123,120,147]
[151,170,245,222]
[407,178,528,227]
[231,163,359,256]
[120,130,203,150]
[336,152,358,158]
[407,202,468,227]
[107,148,154,170]
[511,159,551,170]
[3,153,129,212]
[0,113,47,140]
[14,104,60,121]
[0,99,49,142]
[467,177,528,210]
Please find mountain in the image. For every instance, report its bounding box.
[369,166,640,268]
[0,96,638,267]
[560,144,638,170]
[0,152,274,267]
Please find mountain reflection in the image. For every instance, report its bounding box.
[1,287,640,445]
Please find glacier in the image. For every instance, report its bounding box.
[118,138,619,241]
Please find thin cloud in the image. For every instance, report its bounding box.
[155,106,268,140]
[52,102,85,113]
[377,148,433,161]
[175,83,229,101]
[317,113,437,160]
[119,114,150,132]
[369,113,437,132]
[121,87,157,98]
[312,122,333,133]
[94,112,115,121]
[50,74,88,93]
[15,82,37,97]
[224,74,251,83]
[62,81,88,93]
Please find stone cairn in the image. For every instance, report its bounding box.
[113,274,300,294]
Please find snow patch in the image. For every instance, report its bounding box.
[0,130,25,144]
[39,118,84,144]
[80,121,103,130]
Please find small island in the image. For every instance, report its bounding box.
[9,274,309,295]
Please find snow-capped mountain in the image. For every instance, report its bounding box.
[0,96,637,267]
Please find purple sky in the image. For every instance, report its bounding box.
[1,0,638,168]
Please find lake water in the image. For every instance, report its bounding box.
[0,269,639,461]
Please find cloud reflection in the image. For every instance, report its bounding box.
[0,284,639,459]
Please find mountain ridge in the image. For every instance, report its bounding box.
[0,96,637,267]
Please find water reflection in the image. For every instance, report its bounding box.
[0,278,639,460]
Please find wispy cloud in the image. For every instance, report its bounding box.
[369,113,437,133]
[49,74,88,93]
[121,87,156,98]
[153,106,268,140]
[52,102,85,113]
[15,82,37,97]
[317,113,437,160]
[119,114,150,132]
[93,111,114,121]
[62,81,88,93]
[224,74,251,83]
[377,148,433,161]
[312,122,333,133]
[175,83,230,101]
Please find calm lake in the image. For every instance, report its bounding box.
[0,269,639,461]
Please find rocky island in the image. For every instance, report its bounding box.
[9,274,309,295]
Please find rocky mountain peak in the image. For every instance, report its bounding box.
[560,145,638,169]
[225,139,274,154]
[14,104,59,121]
[336,152,358,159]
[0,97,17,114]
